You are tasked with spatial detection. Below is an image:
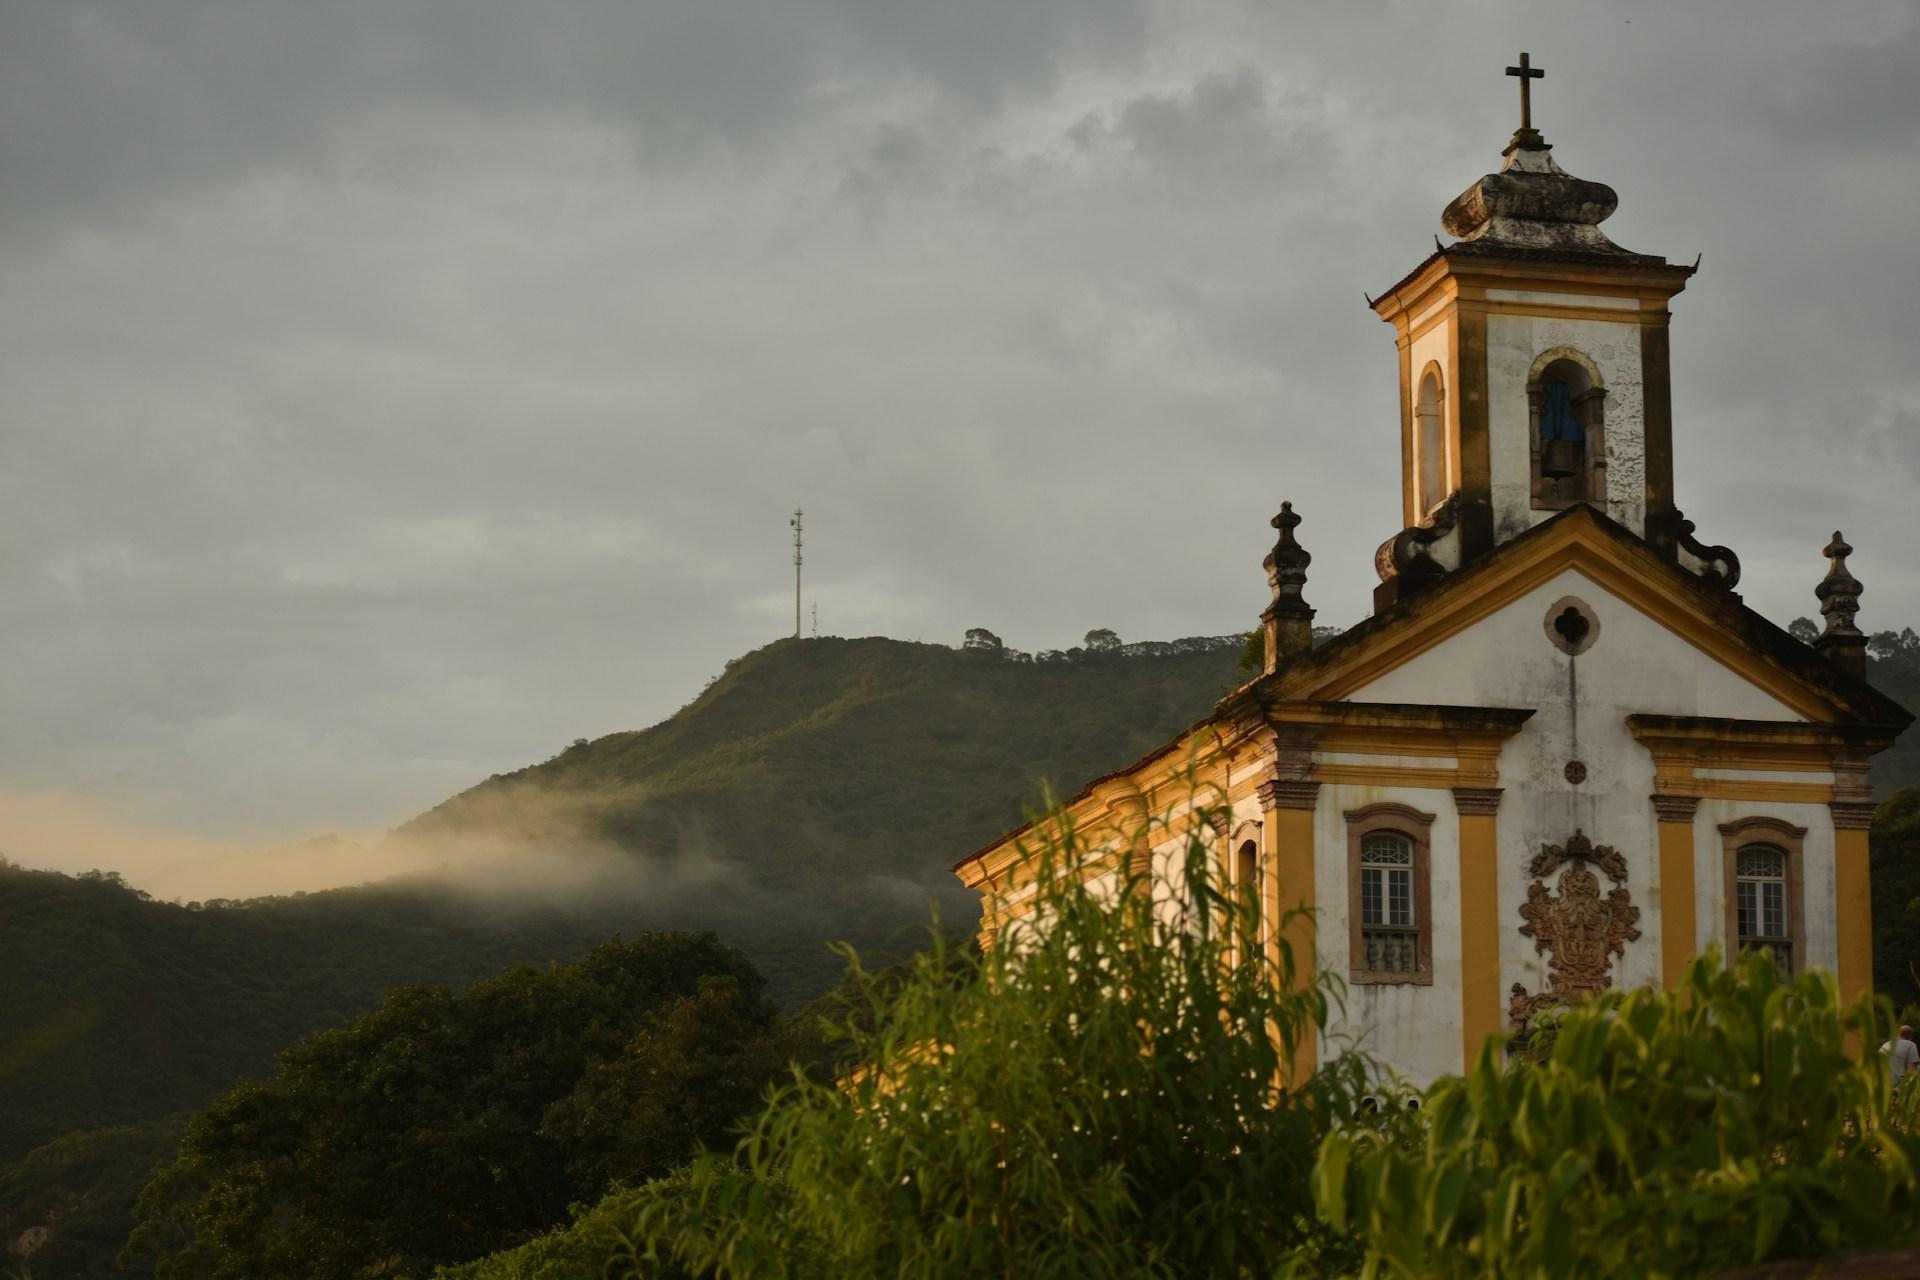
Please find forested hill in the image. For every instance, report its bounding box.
[399,634,1249,891]
[0,865,649,1166]
[3,636,1249,1168]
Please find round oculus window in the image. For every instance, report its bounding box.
[1543,596,1600,656]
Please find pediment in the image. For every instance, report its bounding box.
[1250,506,1906,729]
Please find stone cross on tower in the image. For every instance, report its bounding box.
[1505,52,1544,131]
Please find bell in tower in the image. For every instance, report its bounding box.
[1538,380,1582,480]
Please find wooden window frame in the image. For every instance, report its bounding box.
[1719,816,1807,973]
[1345,802,1436,986]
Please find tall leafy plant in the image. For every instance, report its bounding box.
[1307,952,1920,1278]
[609,773,1387,1278]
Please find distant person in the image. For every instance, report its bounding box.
[1884,1025,1919,1084]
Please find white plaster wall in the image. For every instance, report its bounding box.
[1693,799,1838,975]
[1485,309,1646,539]
[1314,782,1464,1086]
[1351,568,1805,1028]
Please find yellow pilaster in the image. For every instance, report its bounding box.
[1833,804,1875,1006]
[1652,794,1699,984]
[1453,788,1503,1067]
[1260,778,1319,1086]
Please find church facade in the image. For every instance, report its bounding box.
[951,65,1913,1084]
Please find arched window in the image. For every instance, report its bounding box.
[1415,366,1447,517]
[1234,837,1261,967]
[1344,803,1435,985]
[1735,845,1791,970]
[1360,833,1415,972]
[1718,817,1806,974]
[1527,351,1607,510]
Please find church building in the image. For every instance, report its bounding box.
[952,59,1914,1084]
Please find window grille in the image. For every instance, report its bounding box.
[1360,832,1417,974]
[1735,844,1791,972]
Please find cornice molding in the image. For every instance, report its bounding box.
[1650,793,1699,824]
[1258,779,1321,812]
[1452,786,1505,816]
[1830,802,1876,833]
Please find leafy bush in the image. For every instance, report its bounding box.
[124,934,791,1280]
[1308,952,1920,1278]
[601,778,1385,1277]
[449,789,1920,1279]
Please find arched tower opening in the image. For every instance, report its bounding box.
[1526,349,1607,511]
[1415,365,1449,517]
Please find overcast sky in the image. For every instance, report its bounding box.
[3,0,1916,880]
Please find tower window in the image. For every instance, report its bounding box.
[1415,366,1448,517]
[1527,352,1607,510]
[1345,803,1435,986]
[1234,837,1261,967]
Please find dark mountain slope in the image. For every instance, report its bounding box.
[400,636,1247,888]
[3,637,1246,1171]
[0,866,648,1165]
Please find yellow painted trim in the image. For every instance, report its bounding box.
[1482,300,1670,327]
[1267,804,1316,1087]
[1458,811,1501,1068]
[1288,511,1843,722]
[1657,819,1697,985]
[1835,826,1873,1006]
[1676,779,1834,804]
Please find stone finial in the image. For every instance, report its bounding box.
[1261,502,1315,673]
[1438,59,1636,257]
[1814,531,1867,677]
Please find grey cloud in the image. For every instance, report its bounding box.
[2,0,1916,877]
[1111,67,1330,187]
[0,0,1153,240]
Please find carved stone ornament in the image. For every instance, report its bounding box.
[1526,828,1627,886]
[1673,509,1741,590]
[1512,830,1641,1035]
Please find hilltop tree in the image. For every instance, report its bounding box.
[1083,628,1121,654]
[961,627,1004,654]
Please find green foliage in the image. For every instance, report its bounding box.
[543,778,1385,1277]
[961,627,1004,653]
[446,808,1920,1279]
[0,863,649,1168]
[1869,629,1920,794]
[124,934,788,1280]
[400,635,1249,1001]
[1873,788,1920,1010]
[430,1175,690,1280]
[8,637,1247,1275]
[0,1116,185,1280]
[1309,952,1920,1279]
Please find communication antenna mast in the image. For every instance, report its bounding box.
[811,601,818,638]
[789,509,804,639]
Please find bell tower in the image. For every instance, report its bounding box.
[1369,55,1709,606]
